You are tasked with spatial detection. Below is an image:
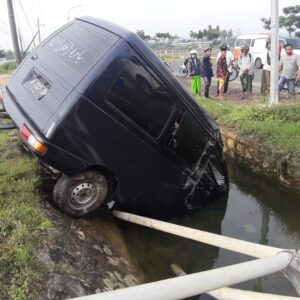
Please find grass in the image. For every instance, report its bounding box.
[0,61,17,74]
[160,54,182,62]
[198,98,300,156]
[0,130,52,299]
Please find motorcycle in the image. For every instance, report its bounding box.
[179,58,189,77]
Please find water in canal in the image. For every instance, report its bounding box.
[118,160,300,298]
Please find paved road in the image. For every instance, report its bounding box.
[169,60,262,85]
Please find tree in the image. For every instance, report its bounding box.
[260,5,300,37]
[281,5,300,37]
[5,50,15,60]
[220,29,228,43]
[154,32,174,43]
[136,30,151,41]
[203,25,220,41]
[189,30,203,40]
[260,17,271,30]
[0,49,5,59]
[189,26,234,44]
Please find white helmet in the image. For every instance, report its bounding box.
[189,49,197,55]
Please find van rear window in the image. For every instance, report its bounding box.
[44,23,119,72]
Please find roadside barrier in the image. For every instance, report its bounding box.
[70,210,300,300]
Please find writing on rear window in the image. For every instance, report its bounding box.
[46,35,90,71]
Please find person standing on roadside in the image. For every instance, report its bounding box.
[216,45,235,95]
[278,43,300,100]
[187,49,202,96]
[202,47,213,98]
[261,41,271,96]
[238,44,254,100]
[216,46,228,100]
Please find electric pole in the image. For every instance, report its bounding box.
[269,0,279,105]
[37,18,41,43]
[7,0,22,65]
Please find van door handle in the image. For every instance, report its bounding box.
[31,54,38,61]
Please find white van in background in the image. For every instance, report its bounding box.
[233,34,300,69]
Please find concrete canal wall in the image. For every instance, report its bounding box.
[221,127,300,191]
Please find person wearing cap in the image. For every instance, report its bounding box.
[187,49,202,96]
[216,46,228,100]
[238,44,254,100]
[216,45,235,96]
[202,47,213,98]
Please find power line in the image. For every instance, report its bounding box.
[17,0,35,34]
[34,0,45,25]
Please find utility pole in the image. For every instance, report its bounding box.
[18,28,24,56]
[7,0,22,65]
[269,0,279,106]
[37,18,41,43]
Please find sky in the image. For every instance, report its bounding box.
[0,0,300,50]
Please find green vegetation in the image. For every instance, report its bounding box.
[0,61,17,74]
[0,131,52,299]
[198,98,300,156]
[160,54,182,62]
[261,5,300,37]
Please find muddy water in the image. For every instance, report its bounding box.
[118,160,300,298]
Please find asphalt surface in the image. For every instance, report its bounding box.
[170,60,262,85]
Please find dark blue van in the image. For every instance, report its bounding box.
[3,17,228,217]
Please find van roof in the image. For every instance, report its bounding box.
[236,34,270,39]
[77,16,134,41]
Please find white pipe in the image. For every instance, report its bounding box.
[171,264,300,300]
[113,210,284,258]
[209,287,300,300]
[72,252,292,300]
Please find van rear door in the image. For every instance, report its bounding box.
[6,21,119,134]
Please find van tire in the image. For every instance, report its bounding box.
[53,171,108,217]
[255,58,262,69]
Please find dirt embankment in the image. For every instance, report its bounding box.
[36,177,143,299]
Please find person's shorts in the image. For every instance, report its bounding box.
[218,78,225,91]
[278,76,296,95]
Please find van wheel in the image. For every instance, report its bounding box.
[53,171,108,217]
[255,58,262,69]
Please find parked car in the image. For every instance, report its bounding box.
[233,34,300,68]
[2,17,228,217]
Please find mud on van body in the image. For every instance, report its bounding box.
[3,17,228,217]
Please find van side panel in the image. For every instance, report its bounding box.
[50,96,187,217]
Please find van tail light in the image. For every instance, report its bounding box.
[21,125,48,154]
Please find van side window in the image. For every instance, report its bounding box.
[107,59,175,138]
[251,39,255,47]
